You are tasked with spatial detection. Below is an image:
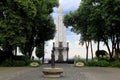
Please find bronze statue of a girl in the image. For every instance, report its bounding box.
[51,50,55,68]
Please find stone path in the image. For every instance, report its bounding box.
[0,64,120,80]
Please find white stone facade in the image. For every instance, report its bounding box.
[53,8,68,62]
[54,14,67,47]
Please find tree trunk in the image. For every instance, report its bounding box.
[115,35,119,61]
[4,42,13,61]
[104,40,113,60]
[111,35,116,56]
[42,42,45,64]
[14,46,17,56]
[97,39,100,51]
[85,41,89,61]
[28,43,34,59]
[90,41,93,60]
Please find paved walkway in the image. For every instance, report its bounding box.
[0,64,120,80]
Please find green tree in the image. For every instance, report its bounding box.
[64,0,93,61]
[64,0,120,61]
[0,0,58,62]
[33,0,58,63]
[35,44,44,61]
[0,0,37,60]
[17,0,58,59]
[101,0,120,61]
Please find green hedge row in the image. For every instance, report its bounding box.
[0,56,41,67]
[0,60,41,67]
[86,60,109,67]
[0,60,27,67]
[86,60,120,68]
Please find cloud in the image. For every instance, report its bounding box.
[45,0,108,59]
[51,0,81,18]
[66,28,87,58]
[46,0,82,59]
[59,0,81,12]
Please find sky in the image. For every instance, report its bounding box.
[44,0,88,59]
[43,0,108,59]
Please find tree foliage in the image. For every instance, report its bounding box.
[64,0,120,61]
[0,0,58,62]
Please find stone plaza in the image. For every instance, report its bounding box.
[1,64,120,80]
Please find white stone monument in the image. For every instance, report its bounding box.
[52,7,69,62]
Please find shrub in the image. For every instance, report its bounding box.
[0,60,12,66]
[13,56,30,65]
[13,56,29,61]
[74,55,85,64]
[30,60,41,64]
[86,60,109,67]
[12,61,26,67]
[0,60,27,67]
[97,60,109,67]
[86,60,98,66]
[110,62,120,68]
[98,57,109,61]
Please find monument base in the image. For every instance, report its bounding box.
[42,68,63,78]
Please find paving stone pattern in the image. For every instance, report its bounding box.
[0,64,120,80]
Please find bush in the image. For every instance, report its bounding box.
[13,56,29,61]
[0,56,30,67]
[0,60,27,67]
[13,56,30,65]
[74,55,85,64]
[86,60,109,67]
[110,62,120,68]
[0,60,12,66]
[30,60,41,64]
[12,61,26,67]
[0,56,42,67]
[97,60,109,67]
[86,60,98,66]
[98,57,109,61]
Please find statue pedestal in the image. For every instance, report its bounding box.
[42,68,63,78]
[58,54,63,62]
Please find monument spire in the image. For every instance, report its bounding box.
[52,7,69,62]
[58,7,63,14]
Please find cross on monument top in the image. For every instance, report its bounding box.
[58,7,63,13]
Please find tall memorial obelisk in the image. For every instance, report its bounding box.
[52,7,69,62]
